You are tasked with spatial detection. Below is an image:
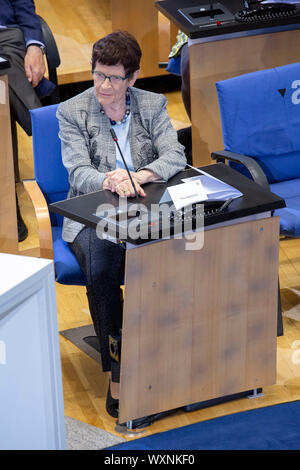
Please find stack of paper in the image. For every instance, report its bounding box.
[182,170,243,201]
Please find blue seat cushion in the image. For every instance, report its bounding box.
[52,226,86,285]
[216,63,300,156]
[271,178,300,237]
[216,63,300,183]
[166,56,181,76]
[30,105,69,196]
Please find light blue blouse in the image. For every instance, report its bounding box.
[113,115,135,172]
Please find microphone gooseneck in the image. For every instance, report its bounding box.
[110,128,139,199]
[210,0,214,19]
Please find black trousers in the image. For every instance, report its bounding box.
[69,227,126,372]
[0,27,42,181]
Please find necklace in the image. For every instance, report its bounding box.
[100,92,130,126]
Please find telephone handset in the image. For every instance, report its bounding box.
[236,2,300,22]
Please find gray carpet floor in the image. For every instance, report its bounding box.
[61,328,127,450]
[65,416,126,450]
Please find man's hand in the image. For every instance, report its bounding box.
[24,45,46,88]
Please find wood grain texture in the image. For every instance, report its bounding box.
[119,217,279,422]
[0,76,18,254]
[35,0,172,84]
[111,0,171,78]
[158,12,177,63]
[23,180,54,260]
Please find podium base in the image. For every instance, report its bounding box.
[117,389,264,431]
[182,388,263,412]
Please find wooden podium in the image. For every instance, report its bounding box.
[120,215,279,422]
[0,76,18,254]
[50,164,284,424]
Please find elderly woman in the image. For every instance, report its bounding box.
[57,31,186,418]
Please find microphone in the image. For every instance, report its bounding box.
[110,128,139,199]
[210,0,214,19]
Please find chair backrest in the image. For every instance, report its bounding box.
[30,104,68,227]
[216,62,300,184]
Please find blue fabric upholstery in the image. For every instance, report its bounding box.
[166,56,181,76]
[271,179,300,237]
[52,227,86,285]
[31,105,69,199]
[30,105,86,285]
[216,63,300,237]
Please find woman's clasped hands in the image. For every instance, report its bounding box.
[103,168,146,198]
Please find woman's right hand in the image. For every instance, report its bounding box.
[115,177,145,198]
[104,169,130,192]
[102,175,145,198]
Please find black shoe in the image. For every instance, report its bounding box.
[106,382,119,418]
[17,205,28,242]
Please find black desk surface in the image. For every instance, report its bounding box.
[49,164,285,244]
[156,0,300,39]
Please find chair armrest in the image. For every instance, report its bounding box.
[38,15,60,104]
[23,180,54,260]
[38,15,60,82]
[211,150,270,189]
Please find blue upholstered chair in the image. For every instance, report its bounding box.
[212,62,300,336]
[213,62,300,238]
[166,56,181,76]
[25,103,192,286]
[24,104,86,286]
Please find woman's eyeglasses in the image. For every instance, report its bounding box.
[92,70,130,85]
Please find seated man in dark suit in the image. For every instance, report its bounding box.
[0,0,47,241]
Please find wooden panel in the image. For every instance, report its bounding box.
[35,0,112,84]
[0,76,18,254]
[158,13,178,64]
[190,29,300,166]
[23,180,54,260]
[35,0,171,84]
[111,0,169,78]
[119,217,279,422]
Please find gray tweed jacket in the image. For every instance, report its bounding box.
[56,86,187,242]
